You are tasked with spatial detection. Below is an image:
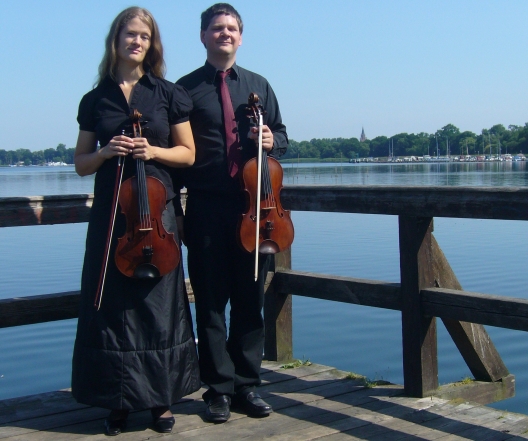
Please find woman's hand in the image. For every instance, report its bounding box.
[74,132,135,176]
[101,135,135,158]
[130,137,157,161]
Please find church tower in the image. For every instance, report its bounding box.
[360,127,367,142]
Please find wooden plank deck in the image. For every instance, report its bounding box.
[1,362,527,441]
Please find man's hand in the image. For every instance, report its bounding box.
[248,125,274,152]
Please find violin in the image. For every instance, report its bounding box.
[238,93,294,280]
[114,109,180,279]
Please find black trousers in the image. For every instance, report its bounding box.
[184,192,271,398]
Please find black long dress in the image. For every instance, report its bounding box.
[71,73,200,410]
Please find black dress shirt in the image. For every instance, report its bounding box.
[176,62,288,195]
[77,72,192,201]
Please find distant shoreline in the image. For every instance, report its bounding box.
[281,155,526,164]
[2,154,526,168]
[0,163,74,168]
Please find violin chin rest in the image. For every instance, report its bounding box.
[134,263,161,279]
[259,240,280,255]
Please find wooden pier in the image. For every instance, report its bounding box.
[2,361,528,440]
[2,185,528,439]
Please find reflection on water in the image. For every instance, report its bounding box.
[1,165,528,413]
[0,166,94,197]
[1,162,526,198]
[283,161,527,187]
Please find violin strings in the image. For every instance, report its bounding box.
[137,159,150,230]
[131,113,156,264]
[261,151,274,209]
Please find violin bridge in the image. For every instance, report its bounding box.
[139,227,153,231]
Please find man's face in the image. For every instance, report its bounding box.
[200,13,242,59]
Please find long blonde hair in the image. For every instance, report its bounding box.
[97,7,165,85]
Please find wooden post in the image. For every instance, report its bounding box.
[399,216,438,397]
[430,235,509,382]
[264,248,293,362]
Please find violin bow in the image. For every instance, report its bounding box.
[253,104,264,281]
[94,136,126,310]
[244,93,268,281]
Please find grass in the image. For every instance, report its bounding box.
[280,358,312,369]
[279,359,391,388]
[345,372,390,388]
[459,377,474,385]
[452,376,474,386]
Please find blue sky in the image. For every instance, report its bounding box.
[2,0,527,151]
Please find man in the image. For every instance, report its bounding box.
[177,3,288,423]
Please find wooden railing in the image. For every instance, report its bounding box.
[2,185,528,405]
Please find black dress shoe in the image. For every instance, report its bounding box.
[152,415,175,433]
[233,391,272,417]
[104,418,127,436]
[204,394,231,423]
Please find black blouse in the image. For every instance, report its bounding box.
[77,72,192,200]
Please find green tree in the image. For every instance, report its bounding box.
[392,133,411,157]
[369,136,389,158]
[298,140,319,158]
[44,148,56,162]
[56,143,67,157]
[435,124,460,155]
[32,151,45,165]
[64,147,75,164]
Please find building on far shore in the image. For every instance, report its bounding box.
[360,127,367,142]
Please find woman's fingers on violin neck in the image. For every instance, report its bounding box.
[132,152,150,161]
[103,142,131,158]
[113,135,134,143]
[111,137,134,148]
[130,145,150,159]
[132,137,149,148]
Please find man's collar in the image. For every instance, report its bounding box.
[204,61,239,82]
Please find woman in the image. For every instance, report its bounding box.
[71,7,200,436]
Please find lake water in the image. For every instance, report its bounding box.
[1,162,527,413]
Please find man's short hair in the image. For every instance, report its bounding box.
[201,3,243,34]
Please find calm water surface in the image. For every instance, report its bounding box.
[0,163,527,413]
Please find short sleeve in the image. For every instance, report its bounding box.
[168,84,192,126]
[77,91,96,132]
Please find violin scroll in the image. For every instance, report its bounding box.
[246,93,266,126]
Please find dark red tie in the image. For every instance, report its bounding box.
[218,70,241,177]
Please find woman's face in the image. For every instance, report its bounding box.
[116,16,151,67]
